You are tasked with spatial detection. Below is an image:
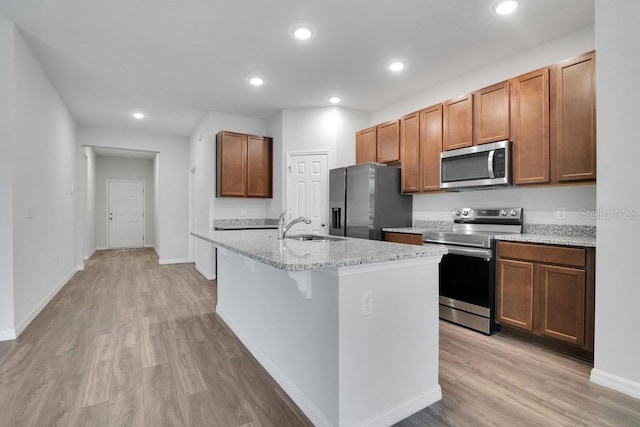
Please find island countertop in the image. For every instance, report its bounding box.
[192,229,447,271]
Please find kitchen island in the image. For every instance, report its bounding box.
[192,229,446,427]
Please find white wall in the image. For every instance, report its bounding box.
[0,20,15,339]
[78,126,189,263]
[12,27,78,335]
[83,146,96,258]
[370,25,596,225]
[591,0,640,398]
[94,155,155,248]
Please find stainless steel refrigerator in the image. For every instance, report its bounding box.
[329,163,412,240]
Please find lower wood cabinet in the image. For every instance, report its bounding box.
[496,241,595,355]
[384,232,423,246]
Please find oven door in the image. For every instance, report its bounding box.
[439,245,493,314]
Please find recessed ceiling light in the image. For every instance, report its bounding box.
[249,77,264,86]
[329,96,342,104]
[132,112,145,119]
[388,61,405,72]
[293,27,313,40]
[495,0,518,15]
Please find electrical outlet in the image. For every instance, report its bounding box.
[240,209,247,217]
[361,290,373,316]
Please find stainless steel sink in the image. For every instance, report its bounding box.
[285,234,345,242]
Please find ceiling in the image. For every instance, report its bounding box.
[0,0,594,136]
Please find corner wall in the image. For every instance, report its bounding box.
[0,20,15,339]
[591,0,640,398]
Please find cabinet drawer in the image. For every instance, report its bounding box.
[497,242,585,267]
[384,232,423,246]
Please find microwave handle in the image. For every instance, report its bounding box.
[487,150,495,179]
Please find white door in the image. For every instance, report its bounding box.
[287,153,328,235]
[108,180,145,248]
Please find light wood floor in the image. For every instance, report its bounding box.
[0,248,638,426]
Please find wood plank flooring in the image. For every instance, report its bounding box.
[0,248,638,426]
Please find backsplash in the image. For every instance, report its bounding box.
[213,218,278,229]
[413,220,453,231]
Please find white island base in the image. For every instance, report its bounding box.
[216,249,442,426]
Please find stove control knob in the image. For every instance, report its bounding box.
[500,209,507,216]
[510,209,518,216]
[454,210,461,216]
[462,210,470,216]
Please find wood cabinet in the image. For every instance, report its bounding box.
[551,51,596,182]
[400,112,420,192]
[496,241,595,355]
[384,232,423,246]
[511,68,550,184]
[443,94,473,151]
[217,131,272,198]
[356,121,400,164]
[377,120,400,163]
[356,126,377,164]
[474,81,510,145]
[420,105,443,192]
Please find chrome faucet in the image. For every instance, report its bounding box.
[278,209,311,239]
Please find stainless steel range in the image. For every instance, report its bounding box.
[423,208,523,334]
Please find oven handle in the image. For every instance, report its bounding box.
[440,244,492,260]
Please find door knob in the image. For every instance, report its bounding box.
[321,223,326,227]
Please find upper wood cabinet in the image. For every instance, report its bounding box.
[511,68,550,185]
[400,112,420,192]
[419,104,443,191]
[474,81,510,145]
[217,131,272,198]
[356,126,377,164]
[246,135,273,198]
[356,121,400,164]
[377,120,400,163]
[443,94,473,151]
[551,51,596,182]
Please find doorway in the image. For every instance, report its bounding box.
[107,180,145,248]
[286,152,328,235]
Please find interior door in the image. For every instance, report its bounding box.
[287,153,328,235]
[108,180,145,248]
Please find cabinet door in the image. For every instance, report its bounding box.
[496,259,534,331]
[443,94,473,151]
[356,127,377,164]
[377,120,400,163]
[552,51,596,182]
[474,81,510,145]
[511,68,550,184]
[400,112,420,193]
[246,136,272,198]
[217,131,247,197]
[419,104,443,191]
[538,264,586,346]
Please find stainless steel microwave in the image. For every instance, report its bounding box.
[440,140,512,191]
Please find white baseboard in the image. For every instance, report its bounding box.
[83,248,97,260]
[158,257,191,265]
[76,264,85,271]
[195,264,216,280]
[96,246,108,251]
[356,387,442,427]
[13,266,80,338]
[217,306,333,427]
[0,329,16,341]
[591,368,640,399]
[144,244,155,248]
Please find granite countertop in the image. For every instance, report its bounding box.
[212,218,278,230]
[192,229,447,271]
[494,234,596,247]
